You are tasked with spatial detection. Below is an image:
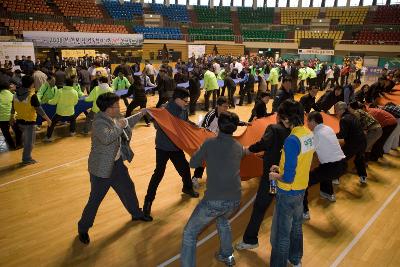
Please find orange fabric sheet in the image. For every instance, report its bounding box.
[377,84,400,105]
[148,108,339,180]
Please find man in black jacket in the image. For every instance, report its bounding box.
[188,71,200,115]
[144,89,199,219]
[365,77,386,103]
[335,101,368,184]
[299,85,319,113]
[239,68,255,106]
[314,86,343,113]
[248,92,271,122]
[236,114,291,250]
[272,77,293,112]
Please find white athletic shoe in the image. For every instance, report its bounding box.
[288,260,302,267]
[320,192,336,202]
[303,211,310,221]
[191,177,200,190]
[332,179,340,185]
[359,176,367,184]
[42,136,53,143]
[235,241,259,250]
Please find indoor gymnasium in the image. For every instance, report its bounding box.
[0,0,399,266]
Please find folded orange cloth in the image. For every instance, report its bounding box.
[148,109,339,180]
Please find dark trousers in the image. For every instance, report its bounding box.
[204,89,219,111]
[325,78,335,89]
[189,93,200,115]
[78,158,143,233]
[46,114,76,138]
[370,124,397,160]
[356,70,362,80]
[193,166,205,178]
[298,80,305,93]
[156,92,169,108]
[243,176,274,245]
[343,142,367,177]
[121,96,130,107]
[0,121,16,149]
[333,77,340,87]
[303,159,347,212]
[126,99,150,124]
[239,86,252,106]
[145,149,193,203]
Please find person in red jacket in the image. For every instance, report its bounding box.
[366,104,397,161]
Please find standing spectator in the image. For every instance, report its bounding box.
[144,60,156,84]
[181,111,245,267]
[32,66,48,92]
[325,65,335,89]
[268,100,315,267]
[78,66,91,94]
[25,56,35,74]
[0,80,17,150]
[13,75,51,164]
[55,67,66,89]
[203,64,219,111]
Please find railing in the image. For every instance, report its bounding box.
[338,40,400,45]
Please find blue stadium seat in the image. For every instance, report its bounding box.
[149,4,189,23]
[134,26,183,40]
[102,0,143,20]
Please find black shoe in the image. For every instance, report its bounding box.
[78,232,90,244]
[182,188,199,198]
[143,200,153,217]
[132,214,153,222]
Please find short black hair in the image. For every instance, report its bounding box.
[65,78,74,87]
[349,101,362,110]
[277,99,304,127]
[96,92,120,112]
[260,92,271,98]
[0,80,10,90]
[173,88,190,100]
[218,111,239,135]
[217,96,228,106]
[99,76,108,84]
[22,75,34,88]
[307,111,323,124]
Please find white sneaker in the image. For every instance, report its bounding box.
[235,241,259,250]
[332,179,340,185]
[303,211,310,221]
[191,177,200,190]
[288,260,302,267]
[359,176,367,184]
[42,136,53,143]
[320,192,336,202]
[69,132,76,137]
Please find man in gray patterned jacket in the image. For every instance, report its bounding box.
[77,92,152,245]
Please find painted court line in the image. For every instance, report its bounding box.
[330,185,400,267]
[157,194,257,267]
[0,134,155,188]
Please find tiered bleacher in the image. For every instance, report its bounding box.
[102,0,143,20]
[372,5,400,24]
[134,26,182,40]
[354,30,400,44]
[0,0,53,15]
[194,6,231,23]
[295,30,344,40]
[325,7,368,25]
[280,8,319,25]
[53,0,104,18]
[188,28,234,41]
[237,7,274,24]
[0,18,68,35]
[73,23,128,33]
[242,30,286,42]
[150,4,189,22]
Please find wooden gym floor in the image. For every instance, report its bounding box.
[0,86,399,267]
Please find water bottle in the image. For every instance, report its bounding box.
[269,179,277,195]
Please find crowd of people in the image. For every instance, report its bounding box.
[0,53,400,266]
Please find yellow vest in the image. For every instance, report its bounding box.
[278,126,315,191]
[14,91,37,122]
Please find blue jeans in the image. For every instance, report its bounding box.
[270,191,304,267]
[181,199,240,267]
